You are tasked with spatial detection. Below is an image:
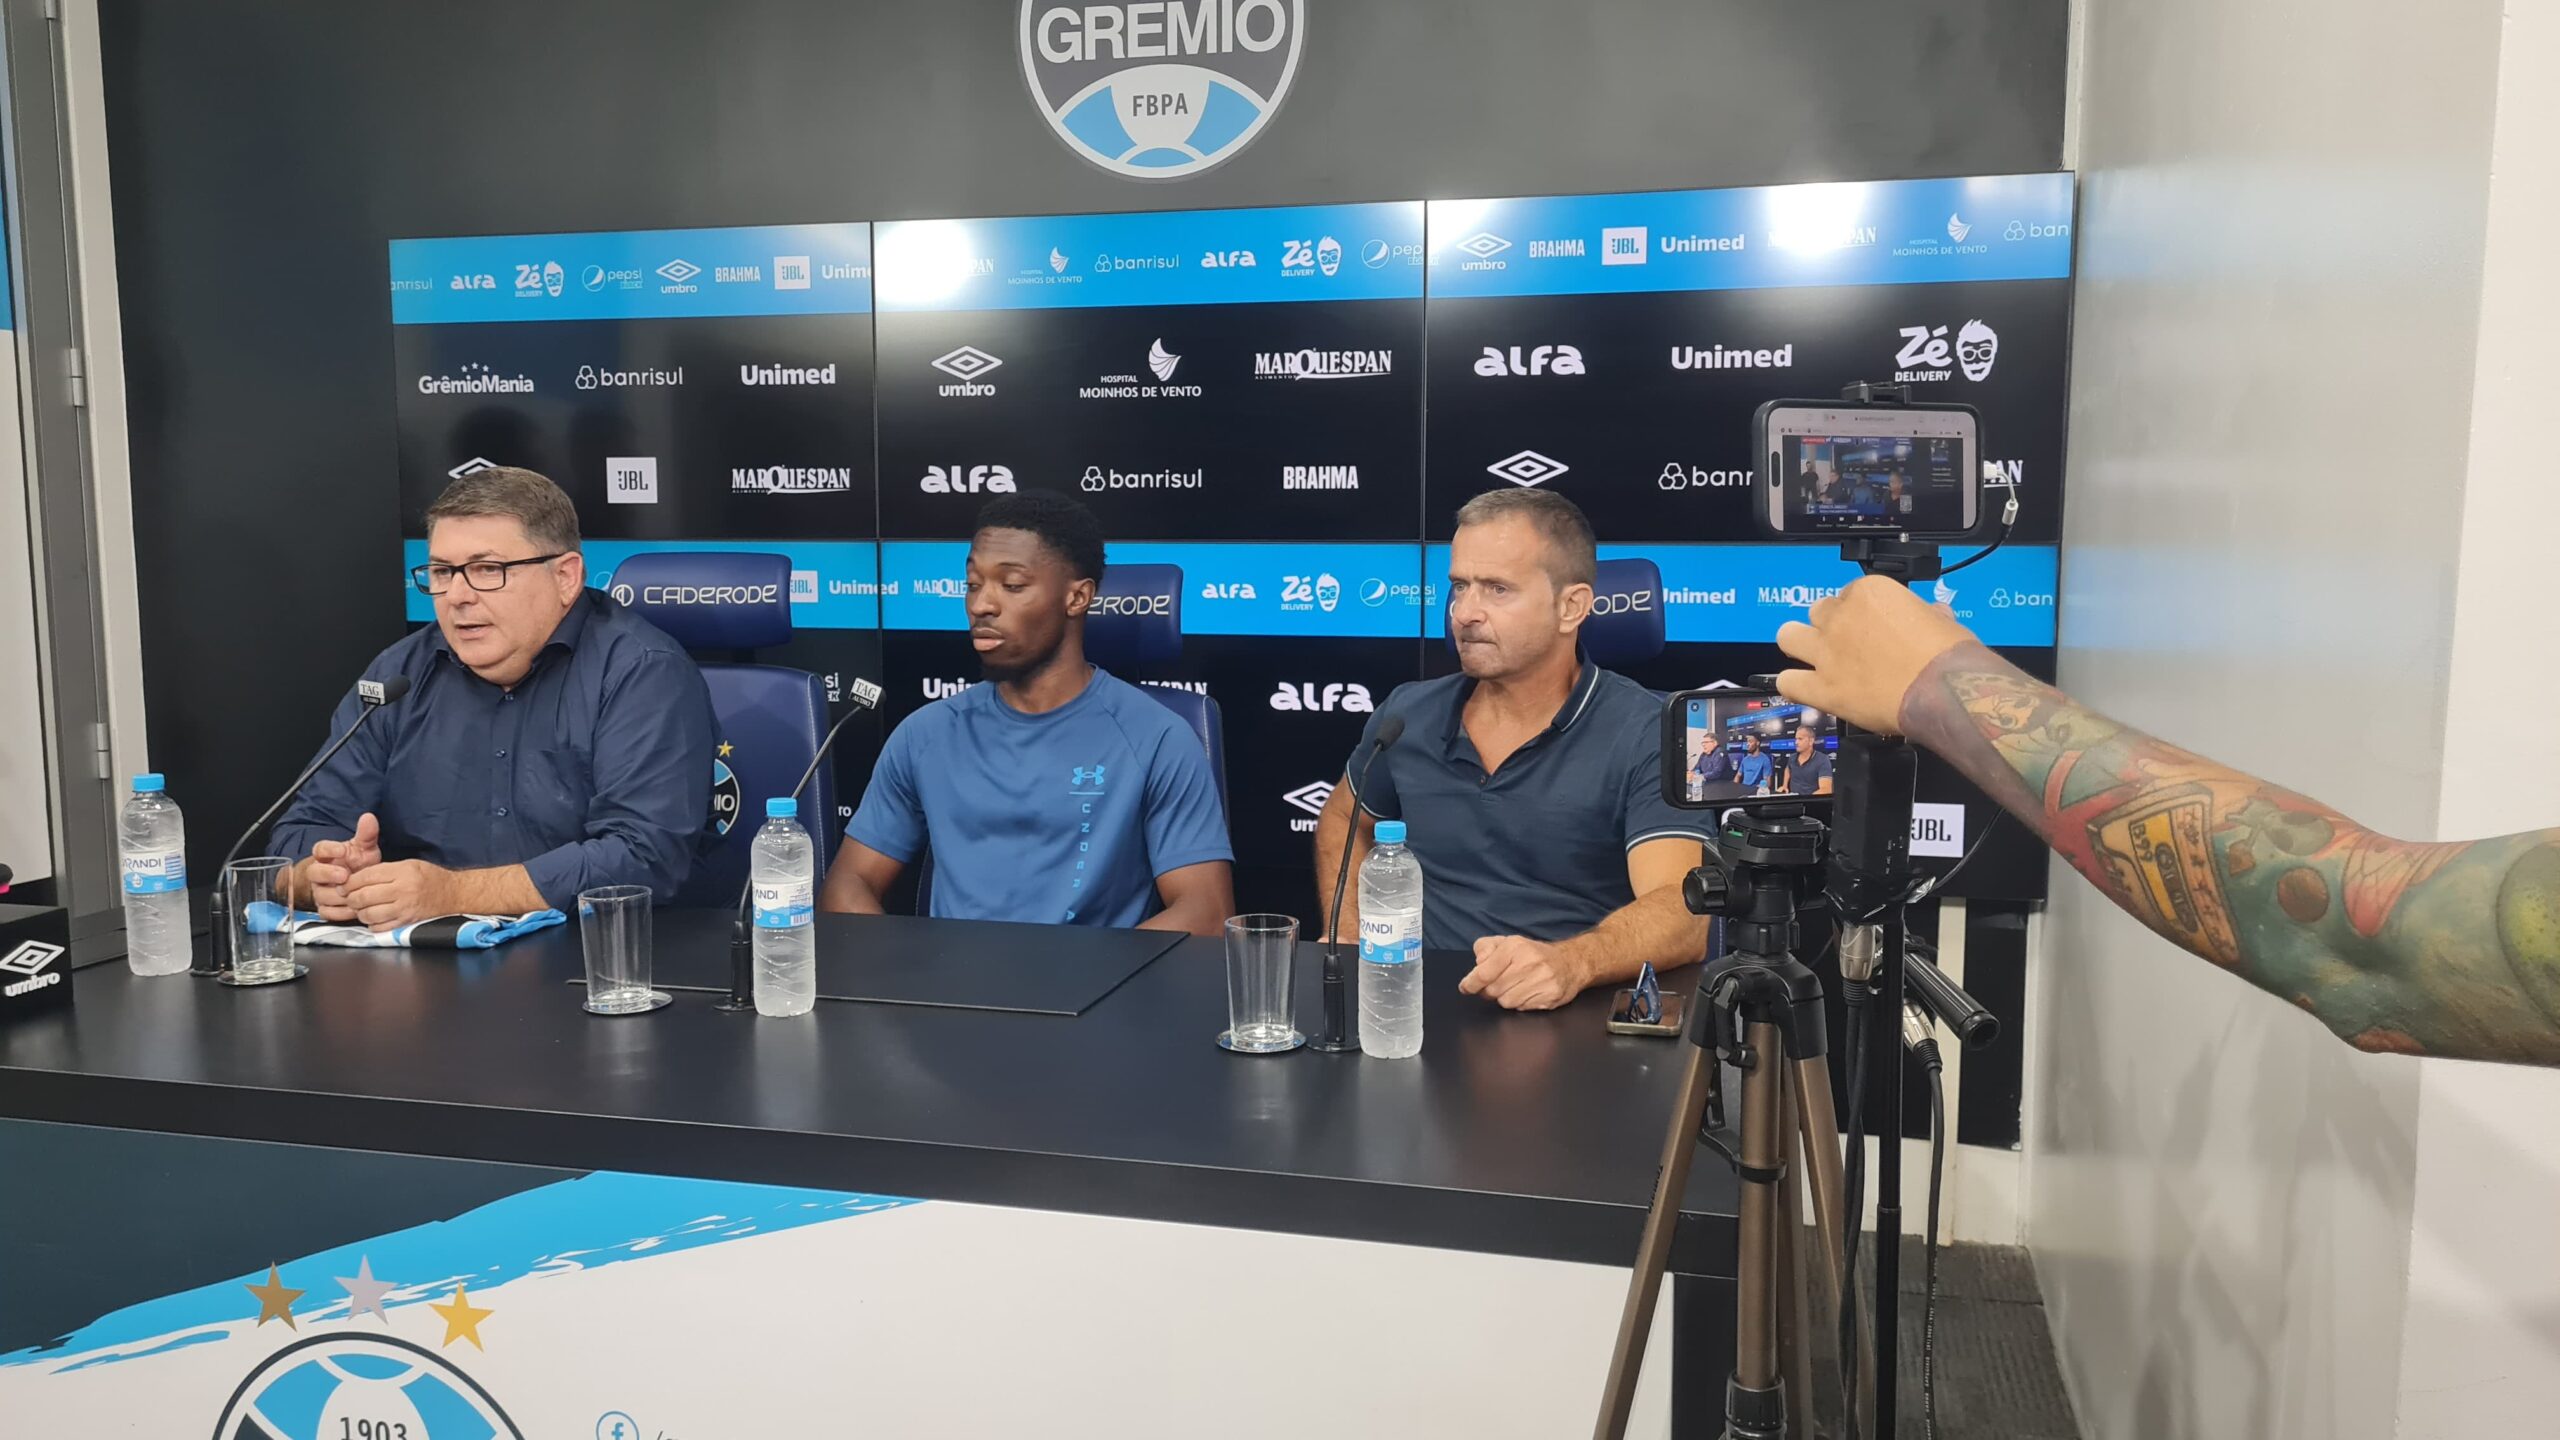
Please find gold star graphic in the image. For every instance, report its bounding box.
[429,1282,495,1350]
[245,1264,303,1329]
[717,741,735,757]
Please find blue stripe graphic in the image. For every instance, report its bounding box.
[1426,174,2074,299]
[1424,543,2060,648]
[402,538,881,631]
[390,224,871,324]
[0,1172,917,1372]
[881,540,1430,637]
[875,202,1425,313]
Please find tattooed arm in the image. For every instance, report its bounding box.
[1775,576,2560,1066]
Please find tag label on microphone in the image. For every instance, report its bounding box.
[122,849,188,895]
[358,679,391,705]
[753,880,814,929]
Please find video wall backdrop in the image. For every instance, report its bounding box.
[389,173,2073,912]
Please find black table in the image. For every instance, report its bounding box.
[1,911,1741,1431]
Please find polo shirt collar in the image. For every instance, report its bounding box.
[1441,652,1604,761]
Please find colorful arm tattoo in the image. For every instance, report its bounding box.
[1898,644,2560,1065]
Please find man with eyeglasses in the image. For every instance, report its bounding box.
[269,467,718,931]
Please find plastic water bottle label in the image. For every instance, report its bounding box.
[122,849,187,896]
[753,880,813,930]
[1359,913,1421,965]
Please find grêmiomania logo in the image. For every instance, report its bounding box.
[1018,1,1304,180]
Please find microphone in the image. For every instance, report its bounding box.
[1313,713,1405,1052]
[725,677,883,1012]
[1905,941,2000,1049]
[198,674,413,976]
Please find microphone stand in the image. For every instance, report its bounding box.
[1312,721,1401,1052]
[197,696,401,979]
[722,680,881,1013]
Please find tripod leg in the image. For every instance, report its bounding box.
[1592,1031,1718,1440]
[1795,1054,1874,1440]
[1727,1020,1789,1440]
[1778,1076,1817,1439]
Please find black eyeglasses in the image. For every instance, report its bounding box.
[410,553,566,595]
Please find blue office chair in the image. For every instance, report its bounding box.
[608,552,835,908]
[1085,562,1229,814]
[1444,556,1667,668]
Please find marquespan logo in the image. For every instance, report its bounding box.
[212,1335,524,1440]
[1018,0,1304,180]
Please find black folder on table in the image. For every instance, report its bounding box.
[646,912,1187,1017]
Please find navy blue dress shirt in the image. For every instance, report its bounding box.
[272,591,720,908]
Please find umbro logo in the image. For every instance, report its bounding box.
[0,940,62,977]
[1487,450,1569,487]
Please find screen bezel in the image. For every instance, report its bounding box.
[1753,398,1983,539]
[1659,687,1843,813]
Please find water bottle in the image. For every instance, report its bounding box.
[1358,820,1426,1058]
[118,773,193,976]
[749,797,816,1017]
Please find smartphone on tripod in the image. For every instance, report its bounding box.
[1659,688,1841,812]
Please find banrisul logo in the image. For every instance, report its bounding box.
[1019,1,1305,180]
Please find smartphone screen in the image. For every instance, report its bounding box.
[1756,402,1980,537]
[1661,689,1841,810]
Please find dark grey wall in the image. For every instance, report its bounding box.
[102,0,2066,864]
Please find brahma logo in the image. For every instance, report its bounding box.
[1018,0,1304,180]
[1281,464,1358,490]
[1474,344,1584,377]
[1282,779,1334,830]
[1200,581,1257,599]
[1893,320,1999,382]
[1269,682,1373,712]
[921,463,1017,493]
[1486,450,1568,487]
[1,939,63,998]
[416,363,534,396]
[930,346,1003,396]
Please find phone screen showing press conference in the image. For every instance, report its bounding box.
[1671,691,1840,809]
[1779,433,1967,533]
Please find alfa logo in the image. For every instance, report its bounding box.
[1018,0,1305,180]
[213,1335,523,1440]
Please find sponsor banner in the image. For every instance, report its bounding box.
[402,538,881,630]
[390,223,872,324]
[880,540,1427,637]
[1422,542,2060,647]
[875,201,1424,313]
[1426,173,2074,299]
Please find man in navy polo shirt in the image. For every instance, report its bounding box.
[272,467,719,928]
[819,495,1235,935]
[1312,490,1713,1011]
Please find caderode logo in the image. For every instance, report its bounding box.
[612,581,783,607]
[1589,588,1655,616]
[1269,682,1373,712]
[921,463,1017,493]
[1893,320,1999,382]
[1474,344,1584,377]
[1251,348,1393,381]
[741,362,840,386]
[1487,450,1568,487]
[1281,465,1358,491]
[416,363,534,396]
[731,465,855,495]
[1093,591,1175,617]
[931,346,1002,396]
[1018,0,1304,180]
[1657,462,1752,491]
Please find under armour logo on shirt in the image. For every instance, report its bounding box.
[1070,765,1107,788]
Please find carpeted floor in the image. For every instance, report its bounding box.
[1793,1239,2080,1439]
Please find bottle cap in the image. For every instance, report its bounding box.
[766,797,798,818]
[132,773,166,793]
[1375,820,1406,845]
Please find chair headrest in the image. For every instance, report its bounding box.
[1583,557,1666,668]
[1086,563,1183,671]
[606,551,793,650]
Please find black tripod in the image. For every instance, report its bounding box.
[1594,809,1866,1440]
